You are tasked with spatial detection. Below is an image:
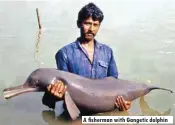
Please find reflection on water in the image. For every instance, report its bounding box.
[139,96,171,116]
[34,29,42,59]
[34,29,42,67]
[42,110,72,125]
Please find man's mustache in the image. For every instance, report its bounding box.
[85,32,95,36]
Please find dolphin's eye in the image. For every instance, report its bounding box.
[35,80,39,84]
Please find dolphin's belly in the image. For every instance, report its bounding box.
[65,77,148,114]
[75,94,116,113]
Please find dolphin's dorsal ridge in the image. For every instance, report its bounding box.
[64,91,80,120]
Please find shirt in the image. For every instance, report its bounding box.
[55,38,119,79]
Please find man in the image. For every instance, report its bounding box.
[42,2,131,112]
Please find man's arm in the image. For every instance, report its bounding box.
[42,49,68,109]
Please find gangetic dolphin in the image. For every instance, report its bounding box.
[3,68,173,120]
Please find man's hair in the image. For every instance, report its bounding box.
[77,2,104,27]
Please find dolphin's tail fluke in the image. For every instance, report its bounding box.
[149,87,173,93]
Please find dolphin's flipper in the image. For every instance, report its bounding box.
[64,91,80,120]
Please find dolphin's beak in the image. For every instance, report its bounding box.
[3,84,39,99]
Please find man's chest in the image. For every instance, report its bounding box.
[86,49,94,63]
[69,48,109,64]
[67,49,110,78]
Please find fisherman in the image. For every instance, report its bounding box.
[42,2,131,111]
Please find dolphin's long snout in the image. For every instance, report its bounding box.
[3,84,39,99]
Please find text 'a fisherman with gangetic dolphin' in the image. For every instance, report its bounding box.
[82,116,173,124]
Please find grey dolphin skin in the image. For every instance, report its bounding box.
[3,68,173,120]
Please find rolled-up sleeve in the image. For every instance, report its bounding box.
[107,50,119,79]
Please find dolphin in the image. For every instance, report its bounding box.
[2,68,173,120]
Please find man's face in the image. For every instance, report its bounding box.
[79,17,100,41]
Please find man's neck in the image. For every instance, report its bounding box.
[79,38,95,49]
[78,37,95,63]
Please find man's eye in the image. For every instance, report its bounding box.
[94,24,99,27]
[84,22,91,25]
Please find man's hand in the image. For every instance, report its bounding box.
[47,80,67,99]
[115,96,131,111]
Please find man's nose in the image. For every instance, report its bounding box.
[89,24,94,31]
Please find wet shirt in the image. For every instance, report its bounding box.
[55,38,119,79]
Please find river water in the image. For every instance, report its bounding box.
[0,0,175,125]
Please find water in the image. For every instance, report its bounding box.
[0,0,175,124]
